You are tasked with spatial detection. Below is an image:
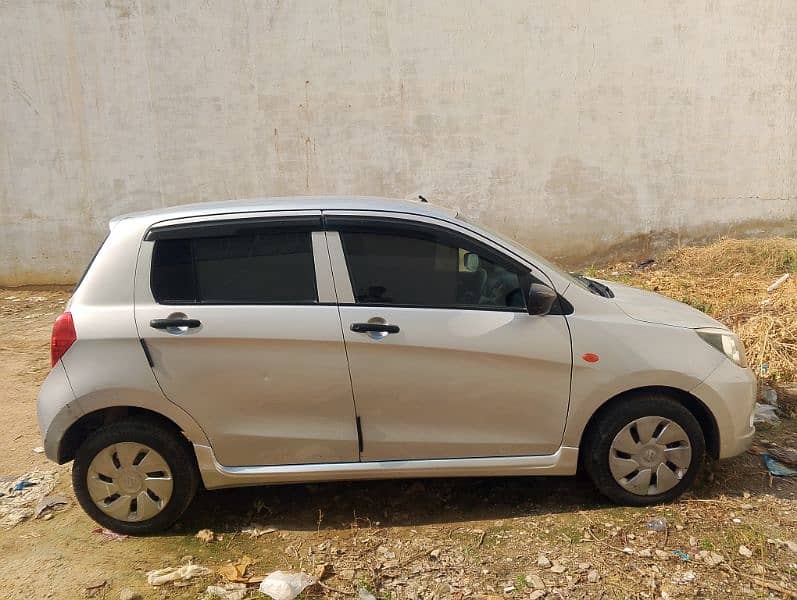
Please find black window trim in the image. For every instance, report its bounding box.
[143,211,572,314]
[327,215,539,313]
[145,215,323,241]
[148,216,322,306]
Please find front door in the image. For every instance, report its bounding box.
[134,213,359,467]
[326,214,573,462]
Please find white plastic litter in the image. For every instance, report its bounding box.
[0,470,57,528]
[146,564,212,586]
[753,402,780,425]
[206,583,247,600]
[763,386,778,404]
[258,571,316,600]
[767,273,790,292]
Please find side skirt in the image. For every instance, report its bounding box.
[194,445,580,490]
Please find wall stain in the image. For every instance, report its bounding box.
[11,80,39,116]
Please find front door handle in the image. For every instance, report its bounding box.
[350,322,400,334]
[150,318,201,329]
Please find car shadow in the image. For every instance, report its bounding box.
[171,447,797,536]
[177,470,612,535]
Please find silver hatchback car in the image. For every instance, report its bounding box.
[37,197,756,534]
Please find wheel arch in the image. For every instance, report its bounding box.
[57,406,198,464]
[579,385,720,461]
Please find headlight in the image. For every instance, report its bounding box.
[696,328,747,368]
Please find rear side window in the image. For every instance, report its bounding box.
[151,230,317,304]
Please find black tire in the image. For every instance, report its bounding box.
[72,417,199,535]
[583,393,705,506]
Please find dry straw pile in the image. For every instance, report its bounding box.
[594,237,797,386]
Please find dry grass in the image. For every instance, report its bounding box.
[590,237,797,383]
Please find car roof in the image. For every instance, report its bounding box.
[110,195,458,228]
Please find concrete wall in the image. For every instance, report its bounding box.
[1,1,796,285]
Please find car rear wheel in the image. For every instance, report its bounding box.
[72,417,199,534]
[583,393,705,505]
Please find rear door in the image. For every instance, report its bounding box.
[134,212,359,467]
[326,212,573,462]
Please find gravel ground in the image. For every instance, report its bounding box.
[0,287,795,599]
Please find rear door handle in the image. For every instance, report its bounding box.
[150,318,201,329]
[350,322,400,334]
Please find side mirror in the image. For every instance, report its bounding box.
[527,282,557,316]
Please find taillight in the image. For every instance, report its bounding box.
[51,312,77,367]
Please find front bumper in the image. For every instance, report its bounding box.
[691,358,756,459]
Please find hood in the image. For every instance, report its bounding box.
[601,280,727,329]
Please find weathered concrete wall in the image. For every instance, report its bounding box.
[1,1,796,285]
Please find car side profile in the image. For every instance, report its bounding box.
[37,196,756,534]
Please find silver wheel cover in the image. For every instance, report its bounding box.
[609,416,692,495]
[87,442,174,522]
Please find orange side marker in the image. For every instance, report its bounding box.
[582,353,600,363]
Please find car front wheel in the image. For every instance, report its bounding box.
[583,393,706,505]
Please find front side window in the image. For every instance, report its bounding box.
[339,228,526,310]
[151,229,317,304]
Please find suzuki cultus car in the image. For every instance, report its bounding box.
[37,197,756,534]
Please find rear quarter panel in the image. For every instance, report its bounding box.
[60,217,211,446]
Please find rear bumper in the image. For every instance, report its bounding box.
[36,362,81,463]
[691,359,756,459]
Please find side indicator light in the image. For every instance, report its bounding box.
[582,353,600,363]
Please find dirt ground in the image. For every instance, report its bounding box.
[0,287,795,600]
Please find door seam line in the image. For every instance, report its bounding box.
[323,230,363,461]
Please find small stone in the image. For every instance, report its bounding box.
[578,562,591,571]
[525,574,545,590]
[675,524,684,531]
[655,549,670,560]
[537,554,551,568]
[638,549,652,558]
[696,550,724,566]
[674,570,696,585]
[550,564,566,574]
[622,547,635,555]
[314,563,331,580]
[119,590,141,600]
[529,591,545,600]
[732,518,742,524]
[739,545,753,558]
[357,588,377,600]
[429,548,441,559]
[587,570,600,583]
